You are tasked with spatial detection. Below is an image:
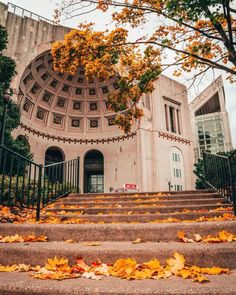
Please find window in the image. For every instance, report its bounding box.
[164,98,181,134]
[165,104,169,131]
[169,106,175,133]
[196,114,226,158]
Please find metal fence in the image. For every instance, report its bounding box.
[0,145,80,220]
[203,150,236,214]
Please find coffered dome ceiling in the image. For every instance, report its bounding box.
[18,50,127,140]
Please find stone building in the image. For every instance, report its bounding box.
[0,2,196,193]
[189,76,233,160]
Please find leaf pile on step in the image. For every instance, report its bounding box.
[0,234,48,243]
[177,230,236,243]
[1,204,235,225]
[0,206,35,223]
[0,252,229,283]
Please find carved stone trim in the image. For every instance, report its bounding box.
[158,131,191,145]
[20,123,137,144]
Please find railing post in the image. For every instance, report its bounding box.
[229,154,236,215]
[203,152,208,189]
[76,157,80,193]
[36,164,43,221]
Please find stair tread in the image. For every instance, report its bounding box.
[1,241,236,268]
[0,271,235,295]
[1,220,235,240]
[58,198,225,205]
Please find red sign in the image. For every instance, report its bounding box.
[124,183,138,190]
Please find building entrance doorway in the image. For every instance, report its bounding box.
[45,147,64,182]
[84,150,104,193]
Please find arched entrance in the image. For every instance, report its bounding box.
[45,147,65,182]
[84,150,104,193]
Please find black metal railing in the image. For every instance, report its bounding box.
[203,150,236,214]
[7,2,57,25]
[0,145,80,220]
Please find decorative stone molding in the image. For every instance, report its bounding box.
[20,123,137,144]
[158,131,191,145]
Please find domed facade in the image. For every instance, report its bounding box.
[18,50,125,140]
[1,2,195,193]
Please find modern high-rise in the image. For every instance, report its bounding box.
[189,76,233,160]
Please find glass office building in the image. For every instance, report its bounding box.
[190,76,232,160]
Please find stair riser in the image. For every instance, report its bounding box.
[55,198,225,208]
[70,190,216,198]
[0,222,235,242]
[43,211,233,223]
[45,204,229,215]
[65,194,221,202]
[0,244,235,268]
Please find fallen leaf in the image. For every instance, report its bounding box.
[166,252,185,274]
[64,239,76,243]
[82,272,102,280]
[132,238,143,244]
[83,242,101,246]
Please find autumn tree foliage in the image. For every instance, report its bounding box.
[0,25,32,158]
[53,0,236,132]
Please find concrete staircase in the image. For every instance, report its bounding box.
[0,190,236,294]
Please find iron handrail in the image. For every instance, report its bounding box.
[203,151,228,159]
[229,150,236,159]
[203,150,236,215]
[0,145,80,220]
[0,145,41,166]
[45,159,71,168]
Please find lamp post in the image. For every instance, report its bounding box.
[0,93,11,146]
[167,179,172,192]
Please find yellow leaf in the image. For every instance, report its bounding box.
[166,252,185,274]
[218,231,236,242]
[193,275,209,283]
[0,264,18,272]
[132,238,143,244]
[177,231,195,243]
[64,239,76,243]
[83,242,101,246]
[45,256,69,271]
[194,234,202,242]
[200,267,229,275]
[179,269,193,279]
[143,259,161,270]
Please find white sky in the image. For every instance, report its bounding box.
[2,0,236,147]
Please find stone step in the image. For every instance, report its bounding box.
[71,189,216,198]
[55,198,225,208]
[0,271,235,295]
[43,210,233,223]
[1,221,235,242]
[44,203,230,215]
[0,241,235,268]
[65,192,221,202]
